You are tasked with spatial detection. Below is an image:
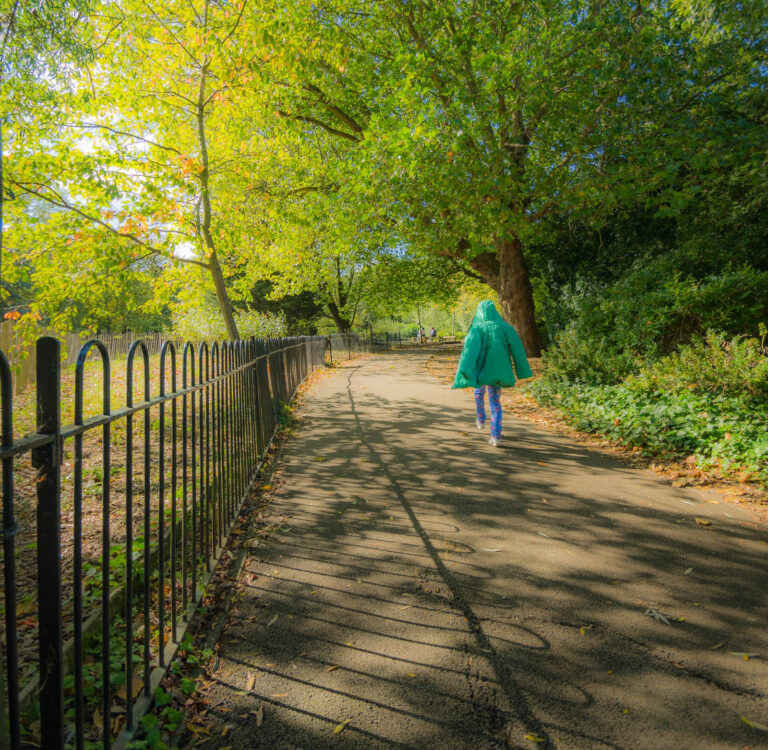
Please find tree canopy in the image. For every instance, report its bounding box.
[1,0,765,349]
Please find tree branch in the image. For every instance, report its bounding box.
[9,179,210,269]
[71,122,183,154]
[276,110,360,142]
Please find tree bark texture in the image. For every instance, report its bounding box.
[326,300,352,332]
[466,239,542,356]
[497,237,543,357]
[197,58,239,340]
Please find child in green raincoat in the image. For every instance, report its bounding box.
[452,300,532,446]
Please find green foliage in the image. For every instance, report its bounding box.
[540,259,768,385]
[539,329,639,385]
[535,328,768,484]
[532,379,768,483]
[172,305,286,342]
[628,331,768,398]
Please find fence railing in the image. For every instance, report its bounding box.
[0,333,361,749]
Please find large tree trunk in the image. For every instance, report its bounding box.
[497,236,542,357]
[326,300,352,332]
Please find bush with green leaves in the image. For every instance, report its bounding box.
[627,330,768,398]
[172,306,287,341]
[535,324,768,483]
[541,260,768,383]
[532,379,768,483]
[539,328,640,385]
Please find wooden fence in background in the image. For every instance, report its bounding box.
[0,322,171,394]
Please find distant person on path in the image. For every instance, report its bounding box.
[452,300,532,447]
[429,326,437,341]
[418,325,426,343]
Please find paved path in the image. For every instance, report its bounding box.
[203,350,768,749]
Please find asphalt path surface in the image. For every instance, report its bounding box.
[202,349,768,749]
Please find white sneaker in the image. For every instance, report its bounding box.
[489,437,500,447]
[476,419,484,430]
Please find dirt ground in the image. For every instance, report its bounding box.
[195,349,768,749]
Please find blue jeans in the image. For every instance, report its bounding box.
[474,386,502,439]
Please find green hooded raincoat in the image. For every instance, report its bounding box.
[452,301,533,389]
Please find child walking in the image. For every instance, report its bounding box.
[452,300,532,447]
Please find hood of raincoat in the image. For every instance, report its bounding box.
[472,300,504,325]
[452,301,533,389]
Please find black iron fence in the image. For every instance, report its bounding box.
[0,333,360,749]
[325,331,400,358]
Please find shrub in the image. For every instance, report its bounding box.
[559,262,768,363]
[532,379,768,483]
[540,329,639,385]
[627,330,768,398]
[172,307,287,341]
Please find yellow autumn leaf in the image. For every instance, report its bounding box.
[741,716,768,731]
[334,718,352,734]
[729,651,758,659]
[524,734,545,743]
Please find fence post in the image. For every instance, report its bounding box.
[32,337,64,748]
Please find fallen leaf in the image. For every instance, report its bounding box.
[16,599,36,616]
[326,665,339,672]
[729,652,758,660]
[267,614,278,628]
[742,716,768,731]
[313,456,326,462]
[684,567,693,575]
[245,672,255,691]
[695,518,712,527]
[269,693,287,698]
[334,718,352,734]
[482,548,501,552]
[116,674,143,702]
[645,607,671,625]
[710,642,723,650]
[579,628,586,635]
[524,734,545,742]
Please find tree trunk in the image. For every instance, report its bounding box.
[208,252,239,340]
[197,55,239,340]
[497,236,542,357]
[326,300,352,332]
